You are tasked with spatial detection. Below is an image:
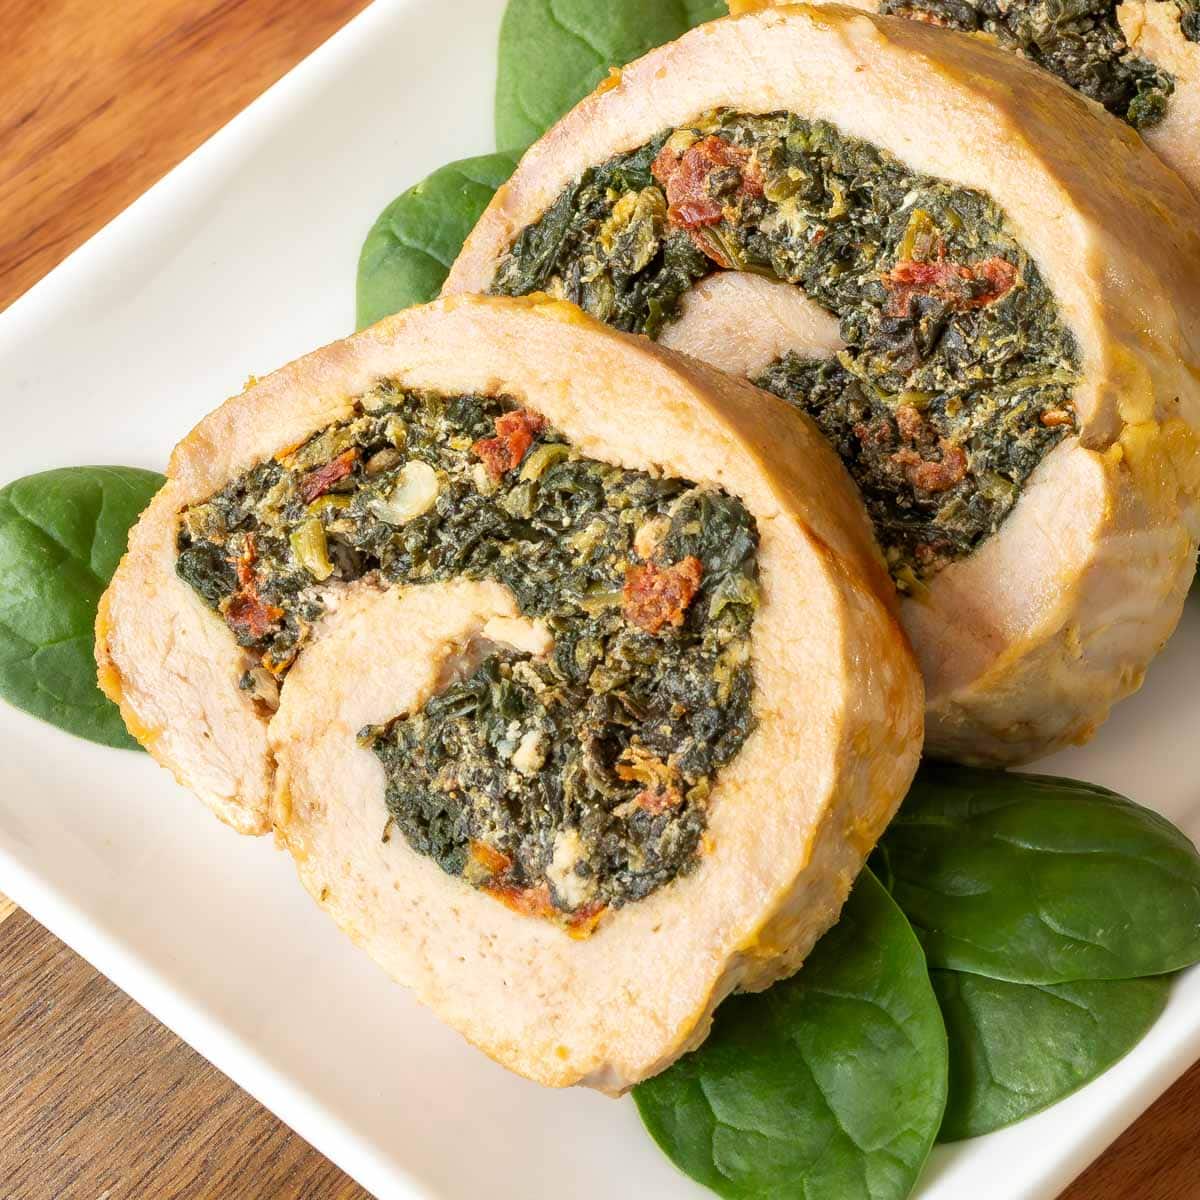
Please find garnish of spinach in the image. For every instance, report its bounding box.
[880,766,1200,984]
[933,969,1171,1141]
[355,0,727,329]
[495,0,726,150]
[634,868,948,1200]
[356,151,522,330]
[0,467,164,750]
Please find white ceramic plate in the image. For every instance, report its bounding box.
[1,2,1197,1196]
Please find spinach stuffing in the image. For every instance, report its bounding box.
[175,385,760,931]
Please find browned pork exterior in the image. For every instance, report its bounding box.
[445,4,1200,765]
[730,0,1200,197]
[96,295,922,1090]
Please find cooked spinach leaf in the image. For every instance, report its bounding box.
[634,869,947,1200]
[882,766,1200,983]
[356,151,522,330]
[0,466,164,750]
[934,970,1171,1141]
[492,132,712,339]
[495,0,725,149]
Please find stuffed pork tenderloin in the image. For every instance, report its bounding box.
[727,0,1200,198]
[444,3,1200,766]
[95,294,923,1091]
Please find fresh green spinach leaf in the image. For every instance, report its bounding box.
[883,766,1200,983]
[634,869,947,1200]
[0,466,163,750]
[356,151,522,330]
[934,970,1171,1141]
[495,0,726,150]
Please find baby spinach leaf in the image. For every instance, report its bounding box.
[934,970,1171,1142]
[356,151,522,330]
[495,0,726,149]
[634,869,947,1200]
[883,765,1200,984]
[0,466,164,750]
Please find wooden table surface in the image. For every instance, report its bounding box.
[0,2,1196,1197]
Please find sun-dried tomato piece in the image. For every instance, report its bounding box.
[651,135,763,231]
[225,592,284,642]
[894,403,926,442]
[853,418,892,449]
[853,398,970,495]
[484,881,607,937]
[469,840,514,879]
[622,555,704,634]
[485,881,558,921]
[883,255,1018,317]
[565,901,608,940]
[1040,408,1074,428]
[233,532,259,589]
[633,784,684,816]
[471,409,546,481]
[298,449,358,505]
[892,443,969,493]
[971,257,1020,302]
[223,533,283,642]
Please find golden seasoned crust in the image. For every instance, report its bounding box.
[96,486,273,835]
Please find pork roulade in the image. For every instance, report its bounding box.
[444,3,1200,765]
[95,294,922,1090]
[728,0,1200,197]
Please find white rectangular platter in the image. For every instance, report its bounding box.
[0,2,1196,1196]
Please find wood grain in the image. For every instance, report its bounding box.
[0,1,1196,1197]
[0,908,370,1200]
[0,0,370,311]
[1060,1064,1200,1200]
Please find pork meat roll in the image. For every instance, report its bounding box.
[444,4,1200,764]
[95,294,922,1089]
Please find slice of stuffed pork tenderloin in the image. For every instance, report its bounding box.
[96,294,923,1089]
[444,3,1200,766]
